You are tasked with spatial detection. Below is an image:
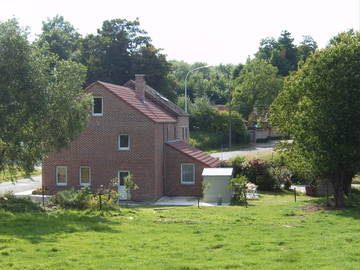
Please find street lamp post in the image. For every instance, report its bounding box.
[184,65,210,113]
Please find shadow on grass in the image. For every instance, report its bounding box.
[0,210,120,244]
[258,190,298,197]
[301,189,360,220]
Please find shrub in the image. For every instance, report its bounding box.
[244,159,280,191]
[270,166,292,190]
[230,175,248,205]
[0,192,43,213]
[229,155,246,176]
[51,187,91,209]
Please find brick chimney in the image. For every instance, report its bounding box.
[135,74,146,102]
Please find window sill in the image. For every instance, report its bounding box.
[92,113,103,116]
[181,182,195,185]
[118,148,130,151]
[56,183,67,186]
[80,183,91,187]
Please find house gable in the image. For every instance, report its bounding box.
[86,81,176,123]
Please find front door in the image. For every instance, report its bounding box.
[118,171,129,200]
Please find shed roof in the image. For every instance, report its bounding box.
[202,168,233,176]
[86,81,177,123]
[166,140,221,167]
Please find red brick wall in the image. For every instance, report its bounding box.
[164,144,207,197]
[43,84,166,201]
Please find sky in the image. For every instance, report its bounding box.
[1,0,359,65]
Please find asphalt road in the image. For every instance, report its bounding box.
[210,141,276,160]
[0,175,42,194]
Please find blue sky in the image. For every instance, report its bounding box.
[1,0,359,65]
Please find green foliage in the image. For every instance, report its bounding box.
[0,19,91,174]
[187,96,248,149]
[256,30,316,76]
[269,32,360,206]
[230,175,249,205]
[0,192,43,213]
[51,188,91,209]
[37,15,80,60]
[229,155,246,176]
[78,18,174,99]
[233,58,282,120]
[170,60,236,104]
[245,159,281,191]
[124,174,139,200]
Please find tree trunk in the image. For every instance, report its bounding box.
[332,175,345,208]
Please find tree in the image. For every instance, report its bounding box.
[0,19,91,174]
[37,15,80,60]
[79,18,174,99]
[269,35,360,207]
[233,58,282,120]
[297,35,317,63]
[256,31,317,76]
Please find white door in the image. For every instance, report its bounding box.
[118,171,129,200]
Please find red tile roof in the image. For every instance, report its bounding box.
[86,81,176,123]
[166,140,221,167]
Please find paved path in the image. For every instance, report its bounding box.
[0,175,42,194]
[210,141,276,160]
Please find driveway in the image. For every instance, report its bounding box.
[210,141,276,160]
[0,175,42,195]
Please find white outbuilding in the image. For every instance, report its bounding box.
[202,168,233,204]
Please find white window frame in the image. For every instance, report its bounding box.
[181,163,195,185]
[181,126,188,140]
[92,96,103,116]
[79,166,91,186]
[56,166,67,186]
[118,170,130,186]
[118,134,130,151]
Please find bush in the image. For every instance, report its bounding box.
[230,175,248,205]
[244,159,281,191]
[0,192,43,213]
[51,187,91,209]
[229,155,246,176]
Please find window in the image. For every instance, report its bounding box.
[56,166,67,186]
[80,167,91,186]
[181,163,195,184]
[181,127,188,140]
[118,171,130,186]
[93,97,103,116]
[118,134,130,150]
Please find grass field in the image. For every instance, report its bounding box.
[1,192,360,270]
[0,168,41,183]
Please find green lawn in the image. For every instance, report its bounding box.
[1,192,360,269]
[0,168,41,183]
[189,130,252,153]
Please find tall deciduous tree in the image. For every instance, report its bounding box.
[233,58,282,120]
[0,19,91,173]
[79,18,174,99]
[297,35,317,62]
[269,34,360,207]
[37,15,80,60]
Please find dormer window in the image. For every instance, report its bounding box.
[93,97,103,116]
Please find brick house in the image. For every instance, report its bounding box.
[42,75,220,201]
